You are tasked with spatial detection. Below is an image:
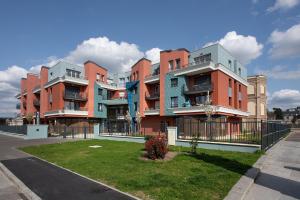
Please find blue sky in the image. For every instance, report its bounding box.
[0,0,300,117]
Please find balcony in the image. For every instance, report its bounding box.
[144,74,159,84]
[33,85,41,93]
[63,92,87,101]
[144,108,160,115]
[145,92,160,100]
[101,98,128,105]
[15,93,21,99]
[44,74,88,88]
[33,99,40,107]
[173,61,215,76]
[183,84,213,95]
[44,108,88,117]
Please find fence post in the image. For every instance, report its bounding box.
[63,126,66,139]
[84,126,87,139]
[260,120,263,150]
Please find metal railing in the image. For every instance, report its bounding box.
[145,92,160,100]
[48,125,94,139]
[183,83,213,95]
[0,125,27,135]
[176,119,290,150]
[33,99,40,106]
[64,92,87,101]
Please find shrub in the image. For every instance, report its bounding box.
[144,135,155,141]
[145,135,168,160]
[189,137,199,154]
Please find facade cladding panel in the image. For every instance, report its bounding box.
[17,43,252,134]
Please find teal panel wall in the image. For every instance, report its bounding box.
[164,73,187,116]
[94,82,107,118]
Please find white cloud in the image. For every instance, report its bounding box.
[268,23,300,59]
[145,48,162,64]
[269,89,300,109]
[267,0,299,12]
[204,31,263,65]
[256,65,300,79]
[65,36,145,72]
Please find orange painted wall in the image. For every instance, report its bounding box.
[49,83,65,111]
[84,61,108,117]
[20,78,27,116]
[131,58,151,117]
[211,70,247,112]
[159,49,189,115]
[40,66,49,118]
[26,74,40,116]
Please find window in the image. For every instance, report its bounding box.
[239,101,242,109]
[136,72,139,80]
[171,78,178,87]
[96,73,100,81]
[238,68,241,76]
[50,72,53,76]
[101,75,105,82]
[133,88,137,94]
[175,59,181,69]
[239,84,241,92]
[171,97,178,108]
[98,88,103,95]
[229,97,232,106]
[228,60,232,68]
[168,60,174,71]
[229,79,232,88]
[98,103,103,112]
[194,53,211,64]
[66,69,80,78]
[195,95,207,105]
[134,102,138,111]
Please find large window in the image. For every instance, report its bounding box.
[175,59,181,69]
[195,95,207,105]
[194,75,211,86]
[98,103,103,112]
[194,53,211,64]
[171,78,178,87]
[171,97,178,108]
[66,69,80,78]
[98,88,103,95]
[134,102,138,111]
[168,60,174,71]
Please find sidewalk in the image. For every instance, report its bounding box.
[244,131,300,200]
[0,168,25,200]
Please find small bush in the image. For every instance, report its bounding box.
[145,135,168,160]
[144,135,155,141]
[189,137,199,154]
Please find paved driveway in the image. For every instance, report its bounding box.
[0,133,135,200]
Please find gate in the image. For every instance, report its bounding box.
[48,125,94,139]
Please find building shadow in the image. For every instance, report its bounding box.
[189,153,254,176]
[255,172,300,199]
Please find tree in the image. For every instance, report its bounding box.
[136,111,142,134]
[25,113,34,124]
[125,111,132,135]
[273,108,283,120]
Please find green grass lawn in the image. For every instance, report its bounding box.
[20,140,261,200]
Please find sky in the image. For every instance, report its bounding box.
[0,0,300,117]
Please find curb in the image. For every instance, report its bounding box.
[224,131,291,200]
[0,162,41,200]
[0,131,25,139]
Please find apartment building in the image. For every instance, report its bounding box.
[247,75,267,120]
[16,43,249,134]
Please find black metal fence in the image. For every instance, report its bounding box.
[261,122,290,150]
[48,126,94,139]
[99,120,145,137]
[0,125,27,135]
[176,119,290,150]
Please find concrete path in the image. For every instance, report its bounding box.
[0,168,26,200]
[244,131,300,200]
[0,133,136,200]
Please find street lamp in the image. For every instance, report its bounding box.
[200,91,216,121]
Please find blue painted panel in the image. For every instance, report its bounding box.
[94,82,107,118]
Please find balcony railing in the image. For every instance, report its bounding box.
[183,84,213,95]
[144,74,160,84]
[33,99,40,107]
[63,92,87,101]
[144,107,160,115]
[145,92,160,100]
[45,108,88,116]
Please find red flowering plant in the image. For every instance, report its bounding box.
[145,135,168,160]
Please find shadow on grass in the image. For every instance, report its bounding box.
[189,153,253,175]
